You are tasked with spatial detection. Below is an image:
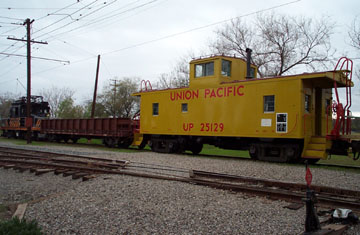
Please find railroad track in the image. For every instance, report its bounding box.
[2,137,360,171]
[0,146,359,213]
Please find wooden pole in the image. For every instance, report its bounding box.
[91,55,101,118]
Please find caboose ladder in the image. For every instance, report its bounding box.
[303,136,330,160]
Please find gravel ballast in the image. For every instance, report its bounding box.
[0,141,359,234]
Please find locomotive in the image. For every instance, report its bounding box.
[1,51,359,163]
[0,96,50,139]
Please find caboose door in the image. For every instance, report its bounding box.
[315,88,322,136]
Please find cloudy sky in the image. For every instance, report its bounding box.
[0,0,359,112]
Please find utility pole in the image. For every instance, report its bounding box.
[111,79,117,117]
[8,18,47,144]
[110,79,118,117]
[91,55,101,118]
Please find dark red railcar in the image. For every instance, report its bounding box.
[41,118,136,148]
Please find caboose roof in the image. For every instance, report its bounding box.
[221,70,353,88]
[133,69,353,96]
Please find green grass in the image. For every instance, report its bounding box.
[0,217,43,235]
[0,205,6,214]
[199,144,250,158]
[318,154,360,166]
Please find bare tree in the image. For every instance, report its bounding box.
[349,16,360,77]
[38,86,75,118]
[98,77,140,118]
[0,92,19,119]
[158,53,193,89]
[349,17,360,50]
[210,13,334,77]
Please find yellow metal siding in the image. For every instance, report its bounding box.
[140,78,303,139]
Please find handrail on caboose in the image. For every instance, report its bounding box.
[330,57,353,139]
[140,80,153,92]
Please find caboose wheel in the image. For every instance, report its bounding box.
[249,144,258,160]
[190,143,203,155]
[138,140,147,150]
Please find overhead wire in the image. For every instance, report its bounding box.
[28,0,302,78]
[0,52,70,63]
[102,0,302,56]
[0,61,23,79]
[0,16,23,21]
[35,1,84,21]
[0,0,107,64]
[27,0,155,57]
[0,7,84,10]
[33,0,99,35]
[64,0,168,37]
[46,0,159,40]
[0,0,87,60]
[2,0,303,85]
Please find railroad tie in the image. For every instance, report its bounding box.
[72,172,89,180]
[34,168,54,176]
[62,171,78,177]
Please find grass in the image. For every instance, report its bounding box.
[318,154,360,166]
[0,205,6,214]
[199,144,250,158]
[0,217,43,235]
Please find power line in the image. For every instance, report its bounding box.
[0,16,23,21]
[102,0,302,56]
[35,1,84,21]
[0,52,70,63]
[46,0,159,40]
[0,7,85,10]
[13,0,303,77]
[33,0,99,35]
[72,0,168,35]
[0,61,23,79]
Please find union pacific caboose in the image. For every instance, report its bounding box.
[133,50,359,163]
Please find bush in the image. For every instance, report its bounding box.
[0,217,42,235]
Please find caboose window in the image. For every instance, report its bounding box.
[264,95,275,113]
[195,62,214,77]
[325,99,331,115]
[221,60,231,76]
[181,103,188,113]
[305,95,311,112]
[152,103,159,116]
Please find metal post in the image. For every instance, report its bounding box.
[245,48,253,79]
[91,55,101,118]
[110,79,117,117]
[303,161,321,233]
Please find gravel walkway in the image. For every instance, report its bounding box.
[0,141,359,234]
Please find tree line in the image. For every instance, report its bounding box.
[0,12,359,120]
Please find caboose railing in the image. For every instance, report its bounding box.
[330,57,353,138]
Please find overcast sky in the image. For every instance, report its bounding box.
[0,0,359,113]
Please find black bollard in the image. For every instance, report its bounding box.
[303,161,321,234]
[304,189,321,233]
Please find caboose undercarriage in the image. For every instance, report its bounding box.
[143,134,360,163]
[145,134,304,163]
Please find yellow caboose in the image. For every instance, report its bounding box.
[133,52,357,163]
